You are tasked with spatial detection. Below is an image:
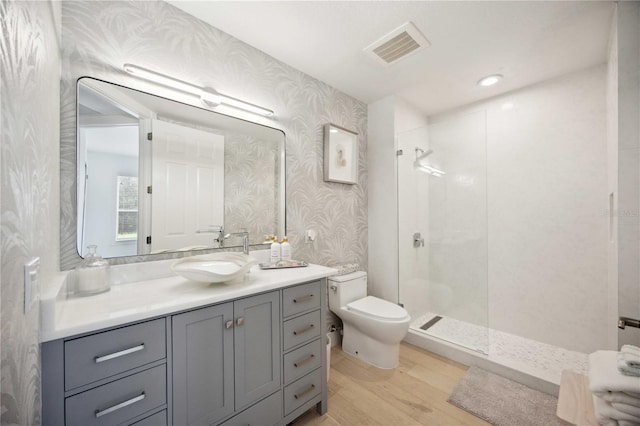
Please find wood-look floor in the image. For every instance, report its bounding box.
[293,342,490,426]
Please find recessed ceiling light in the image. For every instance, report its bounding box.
[477,74,503,87]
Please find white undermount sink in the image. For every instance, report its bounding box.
[171,252,257,284]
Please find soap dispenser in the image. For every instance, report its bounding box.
[75,244,110,296]
[270,236,281,263]
[281,236,291,261]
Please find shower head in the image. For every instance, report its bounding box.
[414,147,445,177]
[415,148,433,161]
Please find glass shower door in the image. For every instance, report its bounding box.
[397,110,489,354]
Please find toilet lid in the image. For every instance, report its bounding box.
[346,296,408,320]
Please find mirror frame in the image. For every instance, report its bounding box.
[61,76,286,270]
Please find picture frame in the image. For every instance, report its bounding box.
[323,123,358,184]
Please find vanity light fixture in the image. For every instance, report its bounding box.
[123,64,274,117]
[477,74,503,87]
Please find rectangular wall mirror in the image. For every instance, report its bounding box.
[69,77,285,261]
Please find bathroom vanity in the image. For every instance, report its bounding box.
[41,262,335,426]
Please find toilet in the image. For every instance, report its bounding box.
[328,271,411,369]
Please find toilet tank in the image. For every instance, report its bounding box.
[328,271,367,308]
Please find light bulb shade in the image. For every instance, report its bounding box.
[123,64,201,95]
[200,87,222,106]
[218,94,274,117]
[123,63,275,117]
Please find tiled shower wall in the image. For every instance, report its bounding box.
[60,0,368,271]
[1,1,61,424]
[427,65,609,354]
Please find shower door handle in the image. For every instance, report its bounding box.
[413,232,424,248]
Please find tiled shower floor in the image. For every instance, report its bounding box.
[411,312,588,385]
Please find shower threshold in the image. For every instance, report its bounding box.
[406,313,588,395]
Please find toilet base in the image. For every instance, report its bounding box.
[341,323,400,369]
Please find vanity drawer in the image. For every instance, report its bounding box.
[64,318,166,391]
[65,365,166,426]
[283,310,321,351]
[282,281,321,318]
[130,409,167,426]
[283,369,321,416]
[283,339,322,384]
[219,391,281,426]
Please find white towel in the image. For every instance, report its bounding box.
[593,395,640,423]
[612,401,640,418]
[622,345,640,368]
[619,353,640,377]
[589,351,640,399]
[622,345,640,356]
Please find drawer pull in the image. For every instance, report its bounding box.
[95,344,144,363]
[293,294,314,303]
[225,320,234,329]
[95,392,145,418]
[294,354,315,368]
[293,324,314,336]
[294,384,315,400]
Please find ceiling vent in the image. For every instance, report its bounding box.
[364,22,430,66]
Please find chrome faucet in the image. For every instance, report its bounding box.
[196,225,225,248]
[225,230,250,255]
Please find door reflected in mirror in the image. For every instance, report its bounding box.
[76,78,285,258]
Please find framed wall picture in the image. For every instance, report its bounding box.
[323,123,358,184]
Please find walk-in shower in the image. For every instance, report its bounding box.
[396,99,605,390]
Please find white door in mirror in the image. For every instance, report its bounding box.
[150,119,224,253]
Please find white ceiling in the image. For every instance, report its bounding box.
[167,1,615,116]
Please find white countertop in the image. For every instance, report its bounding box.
[40,262,337,342]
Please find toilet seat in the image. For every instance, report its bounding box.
[346,296,409,321]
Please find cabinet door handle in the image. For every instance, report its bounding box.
[294,354,315,368]
[95,344,144,363]
[225,320,234,329]
[236,317,245,326]
[95,392,145,418]
[293,324,314,335]
[293,294,314,303]
[294,384,315,400]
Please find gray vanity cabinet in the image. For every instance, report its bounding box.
[171,291,281,426]
[42,278,327,426]
[233,291,281,408]
[171,302,235,426]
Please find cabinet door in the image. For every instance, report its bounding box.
[234,291,281,409]
[172,302,234,426]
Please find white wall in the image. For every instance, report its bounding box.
[396,125,430,319]
[616,1,640,347]
[429,65,608,353]
[84,151,138,258]
[368,97,397,302]
[424,110,488,328]
[368,96,427,304]
[1,1,61,423]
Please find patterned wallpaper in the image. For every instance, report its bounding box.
[1,1,60,424]
[224,133,281,243]
[60,0,368,271]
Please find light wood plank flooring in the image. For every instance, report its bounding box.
[293,342,490,426]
